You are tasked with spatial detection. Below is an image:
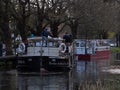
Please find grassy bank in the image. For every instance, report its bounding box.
[79,74,120,90]
[110,47,120,53]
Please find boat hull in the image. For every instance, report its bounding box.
[16,56,70,72]
[76,50,110,61]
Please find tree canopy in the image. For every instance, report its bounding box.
[0,0,120,55]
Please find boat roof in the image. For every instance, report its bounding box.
[27,37,64,42]
[74,39,110,46]
[74,39,109,42]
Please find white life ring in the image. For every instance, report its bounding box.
[59,43,66,53]
[16,42,25,54]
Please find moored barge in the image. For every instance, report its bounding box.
[16,37,75,72]
[73,39,110,61]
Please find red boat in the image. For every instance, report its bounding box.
[74,39,111,61]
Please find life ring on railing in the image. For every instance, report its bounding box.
[59,43,66,53]
[17,42,25,54]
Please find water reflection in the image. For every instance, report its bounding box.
[0,59,110,90]
[18,72,73,90]
[0,70,17,90]
[75,60,109,84]
[115,53,120,60]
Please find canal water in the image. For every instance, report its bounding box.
[0,58,111,90]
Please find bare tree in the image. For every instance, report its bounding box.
[44,0,71,37]
[69,0,117,39]
[0,0,13,55]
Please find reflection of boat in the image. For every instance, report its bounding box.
[73,39,110,61]
[16,37,75,72]
[18,71,74,90]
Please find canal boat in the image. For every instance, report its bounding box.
[16,36,75,72]
[73,39,111,61]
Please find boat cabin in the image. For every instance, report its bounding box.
[26,37,70,57]
[74,39,110,54]
[74,39,110,60]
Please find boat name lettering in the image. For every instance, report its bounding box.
[49,62,67,65]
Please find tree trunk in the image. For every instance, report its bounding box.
[70,20,78,39]
[17,21,27,41]
[50,20,59,37]
[0,22,13,55]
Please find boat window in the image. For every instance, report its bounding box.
[76,43,79,47]
[48,42,53,47]
[36,42,41,46]
[27,38,63,47]
[80,42,85,47]
[28,42,35,47]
